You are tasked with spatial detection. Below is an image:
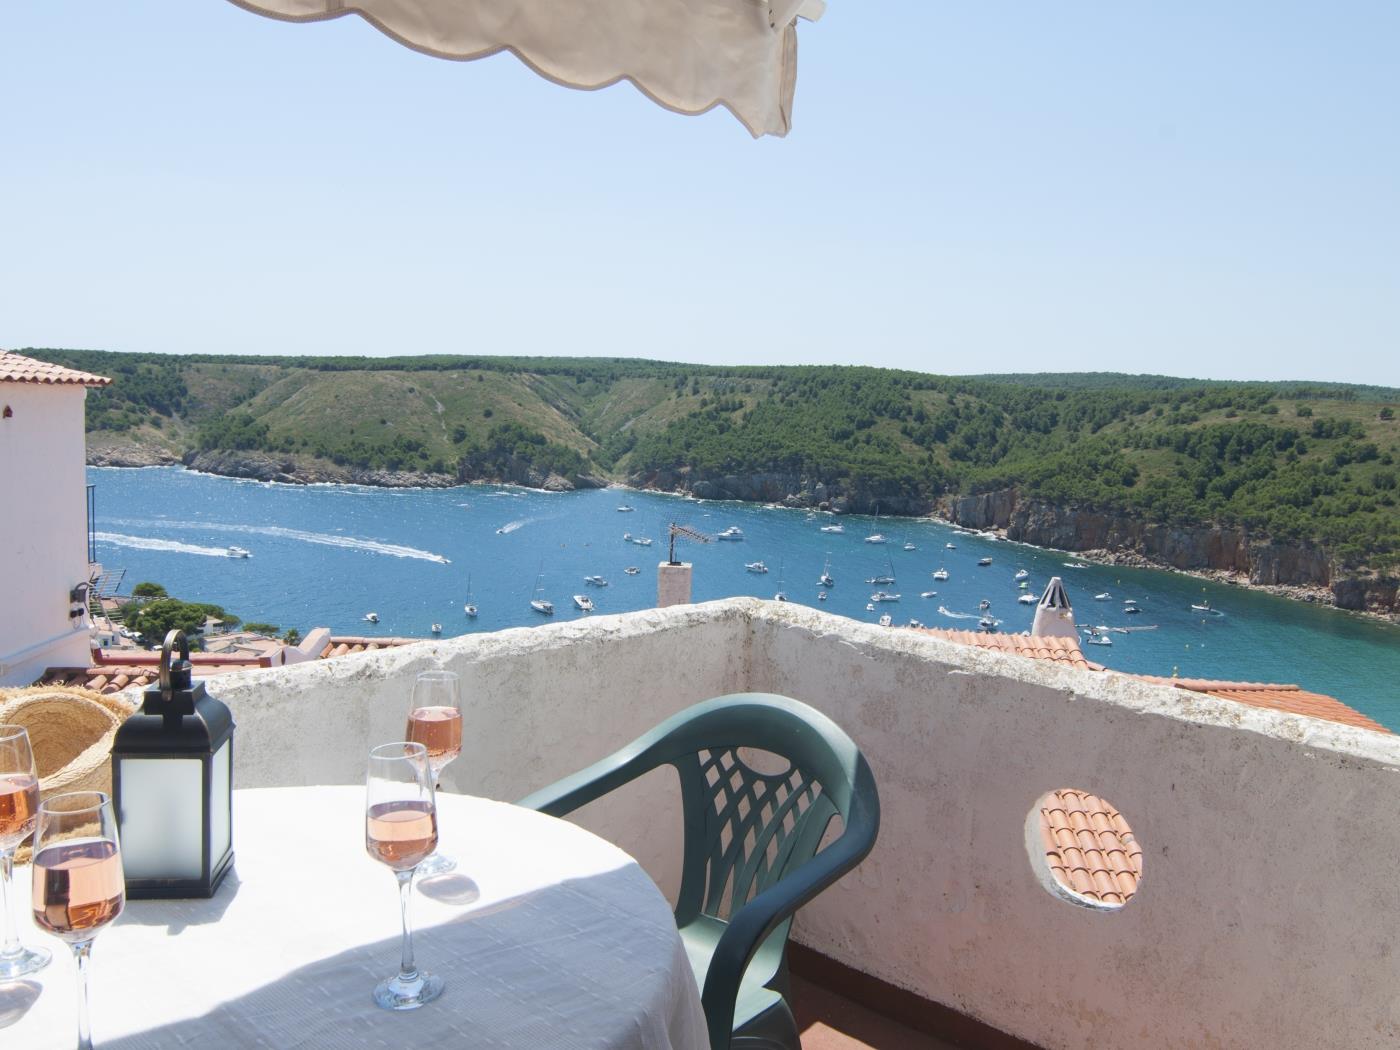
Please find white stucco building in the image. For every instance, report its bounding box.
[0,351,110,685]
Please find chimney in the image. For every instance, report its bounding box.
[657,561,692,608]
[1032,576,1078,639]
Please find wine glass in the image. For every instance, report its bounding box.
[404,670,462,876]
[0,725,50,978]
[365,741,443,1010]
[31,791,124,1050]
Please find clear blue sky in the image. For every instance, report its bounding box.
[3,2,1396,385]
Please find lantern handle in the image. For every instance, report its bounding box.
[159,629,191,700]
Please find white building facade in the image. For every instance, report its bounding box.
[0,352,110,685]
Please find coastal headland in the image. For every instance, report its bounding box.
[37,348,1399,619]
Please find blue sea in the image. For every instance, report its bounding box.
[89,467,1400,730]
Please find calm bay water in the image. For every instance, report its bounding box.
[90,466,1400,729]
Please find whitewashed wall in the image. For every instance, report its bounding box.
[0,382,93,684]
[199,599,1400,1049]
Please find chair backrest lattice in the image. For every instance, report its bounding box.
[684,746,835,923]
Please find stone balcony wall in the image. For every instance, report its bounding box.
[202,599,1400,1049]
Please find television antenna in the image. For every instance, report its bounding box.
[667,522,711,565]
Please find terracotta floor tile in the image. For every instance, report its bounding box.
[790,975,960,1050]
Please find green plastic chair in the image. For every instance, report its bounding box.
[519,693,881,1050]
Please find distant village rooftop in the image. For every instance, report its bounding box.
[0,350,111,387]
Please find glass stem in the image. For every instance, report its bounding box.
[396,869,418,982]
[0,848,18,959]
[74,939,95,1050]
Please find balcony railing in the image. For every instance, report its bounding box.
[192,598,1400,1049]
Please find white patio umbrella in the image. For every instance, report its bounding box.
[226,0,828,137]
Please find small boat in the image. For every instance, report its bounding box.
[819,523,845,534]
[818,591,828,602]
[774,592,790,602]
[920,590,939,599]
[979,599,991,611]
[1064,562,1090,569]
[1191,601,1224,616]
[624,566,640,576]
[464,574,478,618]
[977,557,993,567]
[773,560,789,602]
[573,595,595,612]
[584,575,609,587]
[902,541,917,551]
[745,561,769,574]
[1084,631,1113,646]
[945,542,956,549]
[1123,604,1142,616]
[226,546,251,558]
[1013,569,1029,581]
[870,591,901,603]
[907,619,923,628]
[866,574,896,585]
[616,505,635,512]
[530,570,553,615]
[1018,593,1037,604]
[1018,580,1030,589]
[865,603,876,612]
[932,568,949,581]
[878,614,893,627]
[623,533,653,546]
[431,623,443,634]
[1094,593,1112,601]
[865,505,886,545]
[818,555,835,588]
[716,526,744,541]
[364,612,379,623]
[978,616,997,632]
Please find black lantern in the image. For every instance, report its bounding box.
[111,629,235,899]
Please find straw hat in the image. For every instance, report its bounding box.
[0,686,136,863]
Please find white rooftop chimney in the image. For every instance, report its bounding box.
[1032,576,1078,640]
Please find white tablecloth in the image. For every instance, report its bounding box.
[8,786,708,1049]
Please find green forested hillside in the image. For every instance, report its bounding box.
[25,349,1400,570]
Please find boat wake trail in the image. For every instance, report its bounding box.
[496,520,527,534]
[937,606,981,621]
[94,533,233,558]
[102,520,450,564]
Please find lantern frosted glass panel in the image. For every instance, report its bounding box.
[117,757,203,880]
[210,740,231,865]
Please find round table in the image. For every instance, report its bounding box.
[8,786,708,1049]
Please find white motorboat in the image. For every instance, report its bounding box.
[573,594,595,612]
[978,616,997,632]
[1084,631,1113,646]
[907,619,923,628]
[584,575,609,587]
[870,591,901,603]
[745,561,769,574]
[865,603,876,612]
[1124,604,1142,615]
[773,591,789,602]
[1064,562,1090,569]
[431,623,443,634]
[1014,569,1029,581]
[878,614,893,627]
[363,612,379,623]
[1019,580,1030,589]
[1018,593,1037,604]
[623,533,653,546]
[716,526,744,541]
[819,523,845,534]
[1191,601,1224,616]
[1095,592,1112,601]
[920,590,939,599]
[226,546,251,558]
[463,603,478,618]
[817,591,828,602]
[945,542,956,549]
[979,599,991,611]
[624,566,640,575]
[932,568,949,581]
[902,541,917,551]
[616,505,635,512]
[977,557,993,566]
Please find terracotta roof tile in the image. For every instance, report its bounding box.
[912,628,1103,671]
[1039,788,1143,906]
[36,661,261,695]
[318,636,422,659]
[1133,676,1389,734]
[0,351,111,387]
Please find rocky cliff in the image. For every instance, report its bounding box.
[944,488,1397,616]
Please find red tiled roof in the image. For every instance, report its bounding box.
[318,636,422,659]
[0,351,111,387]
[1039,789,1143,906]
[914,628,1103,672]
[39,661,265,695]
[1135,677,1390,734]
